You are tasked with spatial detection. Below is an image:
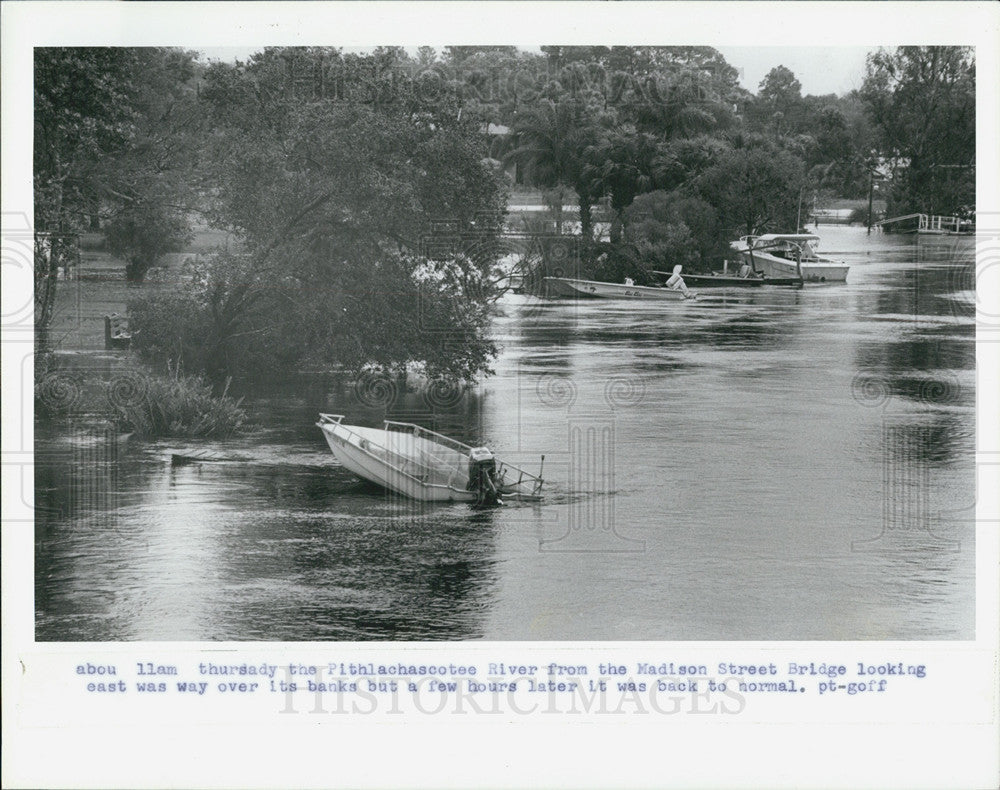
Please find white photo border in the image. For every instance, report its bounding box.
[3,2,998,788]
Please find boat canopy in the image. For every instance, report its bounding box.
[753,234,820,243]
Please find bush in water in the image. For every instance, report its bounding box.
[35,356,247,439]
[108,363,247,439]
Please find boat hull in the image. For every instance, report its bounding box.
[319,422,475,502]
[544,277,689,300]
[734,250,849,282]
[731,235,850,283]
[681,274,762,287]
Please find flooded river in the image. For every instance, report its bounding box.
[35,226,977,641]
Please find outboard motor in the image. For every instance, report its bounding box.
[467,447,502,507]
[665,264,695,299]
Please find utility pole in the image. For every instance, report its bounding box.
[866,167,875,236]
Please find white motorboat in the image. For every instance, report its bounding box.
[544,276,695,300]
[731,234,849,283]
[317,414,543,507]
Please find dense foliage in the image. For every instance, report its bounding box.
[132,48,508,382]
[109,365,247,439]
[34,48,202,284]
[860,46,975,216]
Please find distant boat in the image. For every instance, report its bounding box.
[652,270,803,288]
[731,234,849,283]
[543,276,695,300]
[317,414,543,507]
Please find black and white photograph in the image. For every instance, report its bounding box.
[29,41,978,642]
[3,2,999,789]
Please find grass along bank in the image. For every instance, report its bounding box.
[36,356,248,440]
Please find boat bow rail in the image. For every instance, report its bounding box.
[318,414,463,487]
[383,419,472,455]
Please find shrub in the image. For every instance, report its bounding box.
[592,244,647,284]
[623,190,706,274]
[35,358,248,439]
[109,363,247,439]
[129,246,498,386]
[127,252,312,382]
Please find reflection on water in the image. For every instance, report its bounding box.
[35,227,976,640]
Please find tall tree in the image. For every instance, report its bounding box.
[752,65,805,135]
[34,48,141,233]
[506,98,606,246]
[34,48,140,333]
[34,47,202,285]
[584,129,661,242]
[133,49,508,382]
[860,46,975,216]
[696,145,806,237]
[629,67,735,140]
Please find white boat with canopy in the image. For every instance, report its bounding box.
[731,234,849,283]
[317,414,544,507]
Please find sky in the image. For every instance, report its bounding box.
[715,46,876,97]
[197,45,878,98]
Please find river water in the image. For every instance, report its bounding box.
[35,226,977,641]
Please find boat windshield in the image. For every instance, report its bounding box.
[758,238,819,260]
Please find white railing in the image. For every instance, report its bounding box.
[383,420,472,455]
[385,419,544,497]
[876,213,961,233]
[318,414,449,485]
[920,215,961,233]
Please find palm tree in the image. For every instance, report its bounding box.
[632,68,732,140]
[505,98,603,248]
[584,129,665,243]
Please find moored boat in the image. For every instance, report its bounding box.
[731,234,849,283]
[543,276,695,300]
[652,270,802,288]
[317,414,543,506]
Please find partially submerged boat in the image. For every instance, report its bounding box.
[544,276,695,300]
[317,414,543,507]
[730,234,849,283]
